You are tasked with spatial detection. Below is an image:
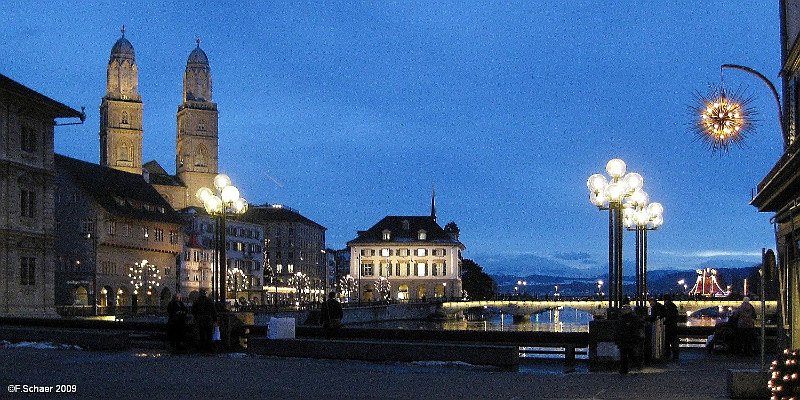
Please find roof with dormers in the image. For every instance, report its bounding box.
[347,216,463,247]
[56,154,182,224]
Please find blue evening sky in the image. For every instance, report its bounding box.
[1,1,781,275]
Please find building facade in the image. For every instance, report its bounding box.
[347,215,464,302]
[180,207,265,304]
[0,75,83,316]
[54,155,183,314]
[752,1,800,349]
[241,204,327,305]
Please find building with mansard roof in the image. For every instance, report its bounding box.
[0,74,84,316]
[346,196,464,302]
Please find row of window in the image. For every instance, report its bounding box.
[360,248,448,257]
[382,229,426,241]
[360,261,447,277]
[225,226,260,240]
[89,220,179,244]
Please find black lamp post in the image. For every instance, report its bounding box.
[196,173,248,309]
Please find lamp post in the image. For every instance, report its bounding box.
[696,64,787,356]
[587,158,644,310]
[596,280,604,299]
[196,173,248,309]
[623,195,664,308]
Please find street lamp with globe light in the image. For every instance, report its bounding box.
[587,158,645,310]
[623,194,664,308]
[196,174,248,309]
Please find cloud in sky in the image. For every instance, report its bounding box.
[659,250,762,259]
[552,251,595,264]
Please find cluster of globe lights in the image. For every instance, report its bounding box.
[196,174,248,215]
[586,158,664,230]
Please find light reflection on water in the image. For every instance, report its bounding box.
[349,307,727,332]
[351,307,595,332]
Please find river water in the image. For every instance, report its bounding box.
[348,306,724,332]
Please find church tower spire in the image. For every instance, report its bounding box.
[431,183,437,222]
[176,37,218,208]
[100,26,143,174]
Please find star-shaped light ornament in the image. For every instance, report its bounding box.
[693,85,756,152]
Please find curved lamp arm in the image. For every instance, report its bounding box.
[722,64,788,148]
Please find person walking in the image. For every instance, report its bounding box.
[614,298,645,374]
[734,297,757,356]
[192,289,217,353]
[166,293,188,353]
[663,294,680,360]
[320,292,344,338]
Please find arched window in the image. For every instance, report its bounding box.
[74,286,89,306]
[195,145,208,167]
[118,141,131,162]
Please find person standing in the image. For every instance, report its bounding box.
[663,294,680,360]
[166,293,188,353]
[734,297,757,356]
[320,292,344,338]
[192,289,217,353]
[614,298,644,374]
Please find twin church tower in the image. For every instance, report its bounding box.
[99,27,218,210]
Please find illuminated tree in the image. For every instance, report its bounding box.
[338,274,357,302]
[374,277,391,301]
[769,349,800,399]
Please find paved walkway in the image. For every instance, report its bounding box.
[0,345,770,399]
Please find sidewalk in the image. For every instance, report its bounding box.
[0,345,770,399]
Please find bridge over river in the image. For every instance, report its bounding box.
[440,299,778,319]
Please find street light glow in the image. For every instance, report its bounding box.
[693,85,755,152]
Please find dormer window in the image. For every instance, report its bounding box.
[382,229,391,240]
[402,220,410,230]
[418,230,427,240]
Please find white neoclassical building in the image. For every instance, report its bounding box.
[347,209,464,302]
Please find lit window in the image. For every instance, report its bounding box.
[418,230,427,240]
[382,230,391,240]
[416,262,426,277]
[416,248,426,257]
[361,263,374,276]
[381,248,391,257]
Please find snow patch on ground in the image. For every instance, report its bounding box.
[410,360,497,370]
[0,340,82,350]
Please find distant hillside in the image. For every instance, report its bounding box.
[491,264,761,298]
